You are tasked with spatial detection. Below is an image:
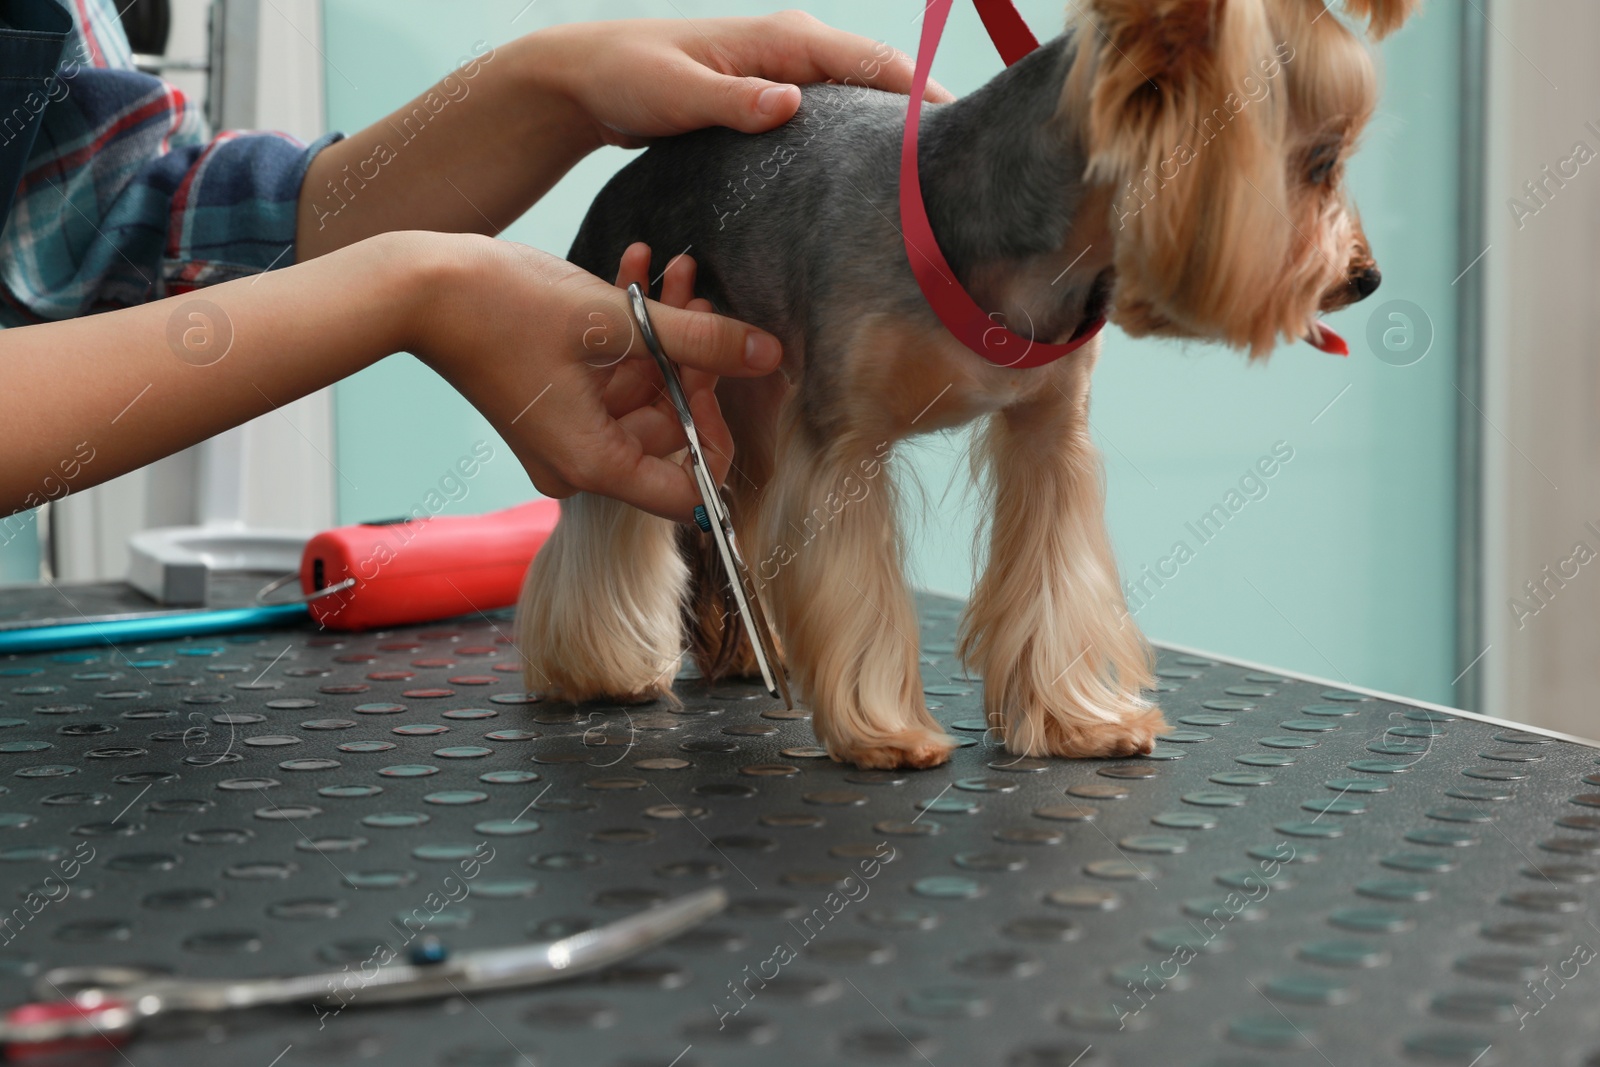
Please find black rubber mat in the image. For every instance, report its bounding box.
[0,587,1596,1067]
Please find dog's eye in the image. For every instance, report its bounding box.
[1307,145,1341,185]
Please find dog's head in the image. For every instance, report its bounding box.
[1063,0,1418,356]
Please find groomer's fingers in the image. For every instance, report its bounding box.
[656,260,723,405]
[602,252,722,418]
[657,58,803,134]
[686,384,737,489]
[615,403,689,460]
[658,251,697,307]
[564,425,706,522]
[601,364,655,421]
[612,242,651,290]
[613,387,736,493]
[606,389,736,494]
[599,243,659,416]
[668,29,950,133]
[744,12,954,103]
[673,297,721,407]
[631,298,783,378]
[680,13,951,133]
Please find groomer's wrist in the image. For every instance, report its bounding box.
[502,26,608,158]
[394,231,470,371]
[396,230,535,383]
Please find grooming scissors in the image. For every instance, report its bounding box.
[625,283,793,709]
[0,887,727,1054]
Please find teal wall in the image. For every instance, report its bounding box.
[324,1,1461,704]
[0,513,38,584]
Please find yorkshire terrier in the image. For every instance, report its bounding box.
[517,0,1416,769]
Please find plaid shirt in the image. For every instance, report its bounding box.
[0,0,339,326]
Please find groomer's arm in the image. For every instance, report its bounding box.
[1,234,779,523]
[295,12,948,259]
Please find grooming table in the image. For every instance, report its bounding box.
[0,584,1595,1067]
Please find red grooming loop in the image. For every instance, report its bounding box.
[899,0,1105,369]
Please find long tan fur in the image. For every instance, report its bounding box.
[517,492,686,704]
[959,348,1163,757]
[1066,0,1392,356]
[753,408,954,770]
[514,0,1419,769]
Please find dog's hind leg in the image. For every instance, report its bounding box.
[516,492,686,704]
[757,414,955,770]
[958,350,1166,758]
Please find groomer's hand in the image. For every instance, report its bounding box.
[533,11,956,149]
[410,234,776,523]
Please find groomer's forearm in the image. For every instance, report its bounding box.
[0,233,438,516]
[295,34,600,260]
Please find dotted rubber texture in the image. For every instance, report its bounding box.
[0,589,1596,1067]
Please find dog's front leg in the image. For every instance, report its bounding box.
[958,355,1166,757]
[757,424,955,770]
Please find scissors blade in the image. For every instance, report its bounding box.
[700,483,791,707]
[626,284,793,708]
[8,888,730,1047]
[347,885,729,1003]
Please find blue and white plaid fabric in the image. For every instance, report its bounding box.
[0,0,340,326]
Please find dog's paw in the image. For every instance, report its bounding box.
[1028,706,1169,759]
[526,673,675,708]
[831,727,957,770]
[605,684,673,706]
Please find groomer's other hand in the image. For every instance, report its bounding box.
[535,11,955,148]
[410,234,778,523]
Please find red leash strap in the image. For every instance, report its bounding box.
[900,0,1105,369]
[972,0,1042,63]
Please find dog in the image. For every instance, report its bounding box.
[517,0,1416,769]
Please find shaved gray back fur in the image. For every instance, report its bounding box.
[565,34,1089,372]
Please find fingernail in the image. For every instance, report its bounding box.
[744,333,782,370]
[756,86,790,116]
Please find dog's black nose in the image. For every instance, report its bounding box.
[1352,265,1382,300]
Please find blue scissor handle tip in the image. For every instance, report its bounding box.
[409,938,448,965]
[693,505,711,532]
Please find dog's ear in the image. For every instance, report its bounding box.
[1067,0,1296,353]
[1332,0,1420,39]
[1069,0,1254,180]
